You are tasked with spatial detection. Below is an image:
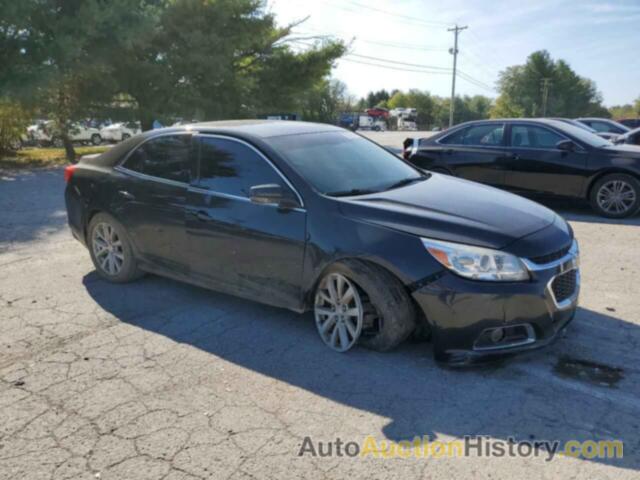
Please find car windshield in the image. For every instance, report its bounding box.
[270,131,425,196]
[552,122,612,148]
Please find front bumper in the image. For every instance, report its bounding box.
[412,240,580,364]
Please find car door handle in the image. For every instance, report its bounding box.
[118,190,135,200]
[189,209,211,222]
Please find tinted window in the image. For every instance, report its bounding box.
[125,135,191,183]
[440,124,504,146]
[197,137,282,197]
[511,125,564,149]
[269,131,423,196]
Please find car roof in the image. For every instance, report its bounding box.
[163,120,343,139]
[450,118,572,129]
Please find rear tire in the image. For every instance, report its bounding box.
[589,173,640,218]
[91,134,102,146]
[314,260,416,352]
[88,213,143,283]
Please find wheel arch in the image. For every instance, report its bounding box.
[585,168,640,199]
[302,255,413,311]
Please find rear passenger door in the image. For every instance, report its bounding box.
[436,123,507,187]
[114,133,193,273]
[185,135,306,309]
[502,123,587,197]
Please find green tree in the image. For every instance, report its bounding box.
[0,99,31,152]
[298,79,353,123]
[609,103,639,120]
[364,90,391,108]
[492,50,607,118]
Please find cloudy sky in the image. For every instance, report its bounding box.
[267,0,640,106]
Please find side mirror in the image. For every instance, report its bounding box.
[556,139,575,152]
[249,183,300,210]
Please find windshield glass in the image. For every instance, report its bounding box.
[270,131,424,196]
[551,122,612,147]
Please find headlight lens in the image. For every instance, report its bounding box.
[421,238,529,282]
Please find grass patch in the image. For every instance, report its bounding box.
[0,146,109,170]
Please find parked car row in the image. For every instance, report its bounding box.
[19,120,142,148]
[403,118,640,218]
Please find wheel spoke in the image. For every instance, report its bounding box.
[315,307,334,317]
[320,316,336,335]
[330,325,339,347]
[327,277,339,303]
[341,286,354,304]
[344,317,358,338]
[318,291,334,306]
[338,323,349,349]
[344,308,360,317]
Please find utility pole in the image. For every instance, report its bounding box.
[448,24,467,128]
[540,78,552,117]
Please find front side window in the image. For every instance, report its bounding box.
[440,124,505,146]
[511,125,564,149]
[197,137,283,198]
[124,135,191,183]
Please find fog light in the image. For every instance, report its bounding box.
[490,328,505,343]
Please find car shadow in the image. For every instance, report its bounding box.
[82,271,640,471]
[0,168,69,248]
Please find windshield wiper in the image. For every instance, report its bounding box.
[325,188,379,197]
[384,175,428,191]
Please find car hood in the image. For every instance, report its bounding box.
[599,144,640,157]
[336,174,564,251]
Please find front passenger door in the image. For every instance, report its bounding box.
[186,135,307,309]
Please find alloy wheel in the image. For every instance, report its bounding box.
[92,222,125,276]
[314,273,363,352]
[597,180,636,215]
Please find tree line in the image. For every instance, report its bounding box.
[0,0,345,160]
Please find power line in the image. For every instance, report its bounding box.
[320,0,453,29]
[340,58,452,75]
[457,69,495,91]
[292,29,447,52]
[348,53,452,71]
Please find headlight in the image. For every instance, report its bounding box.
[421,238,529,282]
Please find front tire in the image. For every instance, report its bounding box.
[91,134,102,146]
[88,213,142,283]
[590,174,640,218]
[313,260,416,352]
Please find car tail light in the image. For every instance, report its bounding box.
[64,164,77,183]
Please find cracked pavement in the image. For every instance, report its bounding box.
[1,161,639,479]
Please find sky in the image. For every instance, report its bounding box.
[267,0,640,106]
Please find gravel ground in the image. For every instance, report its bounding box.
[1,146,639,479]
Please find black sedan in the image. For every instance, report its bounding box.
[404,119,640,218]
[65,121,579,365]
[614,127,640,147]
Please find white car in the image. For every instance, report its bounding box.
[28,121,103,147]
[100,122,141,143]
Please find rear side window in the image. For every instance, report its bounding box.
[511,125,564,149]
[124,134,191,183]
[196,137,282,198]
[440,124,504,146]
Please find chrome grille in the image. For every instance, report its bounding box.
[551,269,577,303]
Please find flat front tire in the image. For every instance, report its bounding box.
[88,213,142,283]
[590,173,640,218]
[313,260,416,352]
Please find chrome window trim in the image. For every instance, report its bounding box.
[435,123,506,148]
[117,130,194,168]
[196,133,305,208]
[114,165,189,188]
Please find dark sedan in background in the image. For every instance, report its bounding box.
[65,121,579,365]
[404,119,640,218]
[575,117,630,137]
[614,127,640,147]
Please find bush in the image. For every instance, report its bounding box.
[0,100,30,152]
